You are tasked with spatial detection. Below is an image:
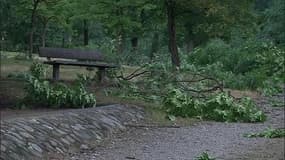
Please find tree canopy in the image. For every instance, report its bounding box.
[0,0,284,66]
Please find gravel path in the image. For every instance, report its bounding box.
[69,95,284,160]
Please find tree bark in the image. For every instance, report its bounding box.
[186,39,194,53]
[41,16,54,47]
[166,0,180,68]
[150,32,159,61]
[41,21,48,47]
[115,5,124,54]
[185,28,195,53]
[29,0,40,58]
[0,35,3,79]
[116,32,124,54]
[131,37,138,54]
[83,19,89,46]
[61,31,65,48]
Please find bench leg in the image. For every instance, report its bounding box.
[52,64,60,81]
[97,68,106,83]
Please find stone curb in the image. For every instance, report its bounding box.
[0,104,144,160]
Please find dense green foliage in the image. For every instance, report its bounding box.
[112,61,266,122]
[30,62,46,78]
[1,0,284,64]
[261,0,285,46]
[163,89,265,122]
[244,128,285,138]
[189,39,285,91]
[24,75,96,108]
[23,63,96,108]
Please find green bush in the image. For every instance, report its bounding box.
[163,88,266,122]
[22,63,96,108]
[30,62,46,79]
[188,38,285,91]
[190,39,231,66]
[24,75,96,108]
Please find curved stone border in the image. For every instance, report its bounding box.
[0,104,144,160]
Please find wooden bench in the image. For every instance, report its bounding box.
[39,47,117,81]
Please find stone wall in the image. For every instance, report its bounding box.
[0,105,144,160]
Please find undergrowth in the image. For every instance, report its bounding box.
[163,89,266,122]
[189,39,284,93]
[112,61,266,123]
[244,128,285,138]
[22,62,96,108]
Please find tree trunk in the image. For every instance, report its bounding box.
[0,36,3,79]
[29,0,40,58]
[68,33,72,47]
[41,16,54,47]
[61,31,65,48]
[116,32,124,54]
[150,32,159,61]
[185,29,194,53]
[115,5,124,55]
[29,29,34,58]
[131,37,138,54]
[186,39,194,53]
[41,21,48,47]
[166,0,180,68]
[83,19,89,46]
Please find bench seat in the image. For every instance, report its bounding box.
[39,47,117,82]
[44,60,117,68]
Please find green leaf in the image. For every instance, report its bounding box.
[167,115,176,121]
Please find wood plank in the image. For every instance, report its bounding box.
[39,47,104,61]
[97,67,106,83]
[44,60,117,68]
[52,64,60,81]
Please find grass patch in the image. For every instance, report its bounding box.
[244,128,285,138]
[144,104,199,126]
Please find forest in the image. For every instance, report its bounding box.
[1,0,285,127]
[0,0,284,64]
[1,0,285,121]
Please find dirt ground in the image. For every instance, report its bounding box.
[68,94,284,160]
